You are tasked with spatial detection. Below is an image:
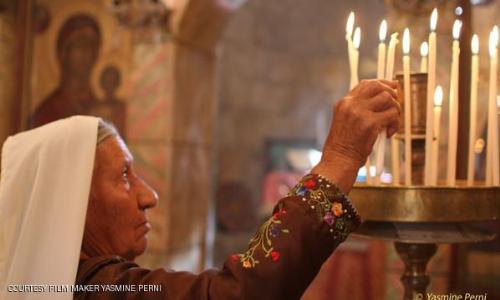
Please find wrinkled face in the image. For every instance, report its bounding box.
[82,136,158,260]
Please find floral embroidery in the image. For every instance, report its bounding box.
[296,187,307,196]
[232,174,360,269]
[332,202,343,217]
[243,260,252,268]
[270,250,281,261]
[323,212,335,226]
[232,207,289,268]
[303,179,316,189]
[288,174,361,240]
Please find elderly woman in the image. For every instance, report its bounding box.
[0,80,400,300]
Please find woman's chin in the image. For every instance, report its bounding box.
[129,236,148,259]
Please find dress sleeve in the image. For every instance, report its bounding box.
[75,173,361,300]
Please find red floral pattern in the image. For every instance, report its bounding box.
[232,173,360,269]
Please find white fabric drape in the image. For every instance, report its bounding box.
[0,116,98,299]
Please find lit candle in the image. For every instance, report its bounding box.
[346,12,355,90]
[424,8,438,185]
[350,25,367,182]
[431,86,443,185]
[420,41,429,73]
[351,27,361,90]
[486,26,499,185]
[377,20,387,79]
[403,28,412,185]
[386,32,400,185]
[374,20,388,184]
[467,34,480,186]
[446,20,462,186]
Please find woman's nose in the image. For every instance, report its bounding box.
[137,177,159,210]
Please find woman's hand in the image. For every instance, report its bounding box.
[312,79,401,193]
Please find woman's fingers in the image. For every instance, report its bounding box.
[365,91,401,114]
[377,79,399,89]
[373,106,401,137]
[386,125,399,138]
[357,79,398,99]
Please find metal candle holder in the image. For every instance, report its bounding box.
[350,73,500,299]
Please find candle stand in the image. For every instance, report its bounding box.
[349,73,499,299]
[350,184,499,300]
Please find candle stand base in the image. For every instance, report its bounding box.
[350,183,499,299]
[395,242,436,300]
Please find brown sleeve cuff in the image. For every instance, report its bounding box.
[288,173,362,242]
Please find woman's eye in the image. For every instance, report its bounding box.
[122,167,129,178]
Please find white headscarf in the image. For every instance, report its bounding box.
[0,116,98,299]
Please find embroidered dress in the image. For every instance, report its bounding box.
[232,173,361,269]
[76,174,362,300]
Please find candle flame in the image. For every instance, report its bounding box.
[434,85,443,107]
[403,28,410,55]
[353,27,361,49]
[379,20,387,42]
[471,34,479,55]
[475,139,485,154]
[430,8,438,31]
[490,26,499,58]
[497,95,500,109]
[452,20,462,40]
[420,41,428,57]
[346,12,355,36]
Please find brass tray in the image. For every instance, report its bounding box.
[350,183,500,222]
[352,221,497,244]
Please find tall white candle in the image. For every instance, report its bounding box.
[492,26,499,186]
[346,12,356,90]
[403,28,412,186]
[374,20,388,185]
[350,26,367,182]
[431,86,443,185]
[377,20,387,79]
[467,34,480,186]
[351,27,361,90]
[420,41,429,73]
[486,26,499,185]
[386,33,400,185]
[424,8,438,185]
[391,135,401,185]
[447,20,462,186]
[386,33,399,81]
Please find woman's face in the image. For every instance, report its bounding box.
[82,136,158,260]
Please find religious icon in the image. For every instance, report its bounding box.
[31,14,101,127]
[90,65,127,137]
